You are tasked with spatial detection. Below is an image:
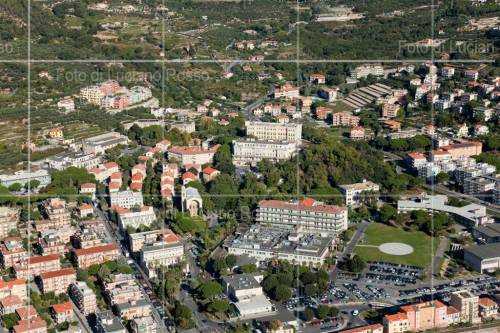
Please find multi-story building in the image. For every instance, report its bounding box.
[350,126,366,141]
[170,121,196,134]
[131,316,157,333]
[464,176,498,197]
[0,207,19,239]
[221,273,273,318]
[0,295,23,315]
[331,112,360,127]
[128,228,178,253]
[382,103,400,118]
[257,198,348,236]
[463,243,500,274]
[46,152,101,171]
[104,274,143,306]
[350,64,384,79]
[383,313,410,333]
[115,299,151,319]
[0,237,27,269]
[339,180,380,206]
[0,169,51,188]
[70,282,97,315]
[273,83,300,99]
[478,297,498,319]
[225,225,335,267]
[73,243,120,268]
[167,144,220,166]
[318,86,338,102]
[80,85,105,105]
[232,139,299,166]
[96,311,127,333]
[51,302,74,324]
[116,206,156,231]
[110,190,143,209]
[245,121,302,143]
[39,268,76,295]
[40,198,71,226]
[449,290,481,324]
[14,254,61,280]
[140,231,184,278]
[0,279,27,302]
[82,132,129,155]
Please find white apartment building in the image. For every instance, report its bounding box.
[232,139,299,166]
[339,180,380,206]
[80,85,105,105]
[167,145,220,166]
[110,190,143,209]
[245,121,302,143]
[46,152,101,171]
[117,206,156,230]
[257,198,348,236]
[140,240,184,278]
[70,282,97,316]
[82,132,129,155]
[350,64,384,79]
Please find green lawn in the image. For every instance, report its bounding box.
[354,223,438,269]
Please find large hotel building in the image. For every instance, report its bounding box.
[245,121,302,143]
[256,198,348,236]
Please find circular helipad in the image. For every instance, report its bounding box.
[378,242,414,256]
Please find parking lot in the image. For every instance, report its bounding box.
[398,276,499,304]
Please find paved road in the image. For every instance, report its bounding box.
[70,300,92,333]
[95,207,168,333]
[331,222,369,280]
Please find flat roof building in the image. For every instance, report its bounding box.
[463,243,500,273]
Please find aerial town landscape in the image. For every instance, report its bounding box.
[0,0,499,333]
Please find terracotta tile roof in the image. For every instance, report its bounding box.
[74,243,119,256]
[39,267,75,280]
[103,162,118,169]
[408,152,426,160]
[202,166,218,175]
[479,297,497,308]
[16,305,38,319]
[27,254,59,264]
[130,182,142,191]
[110,172,122,180]
[13,318,46,333]
[182,172,197,180]
[447,306,459,314]
[52,302,72,314]
[0,295,22,307]
[168,144,220,155]
[79,204,93,210]
[80,183,96,189]
[108,182,121,190]
[385,312,408,322]
[0,279,25,289]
